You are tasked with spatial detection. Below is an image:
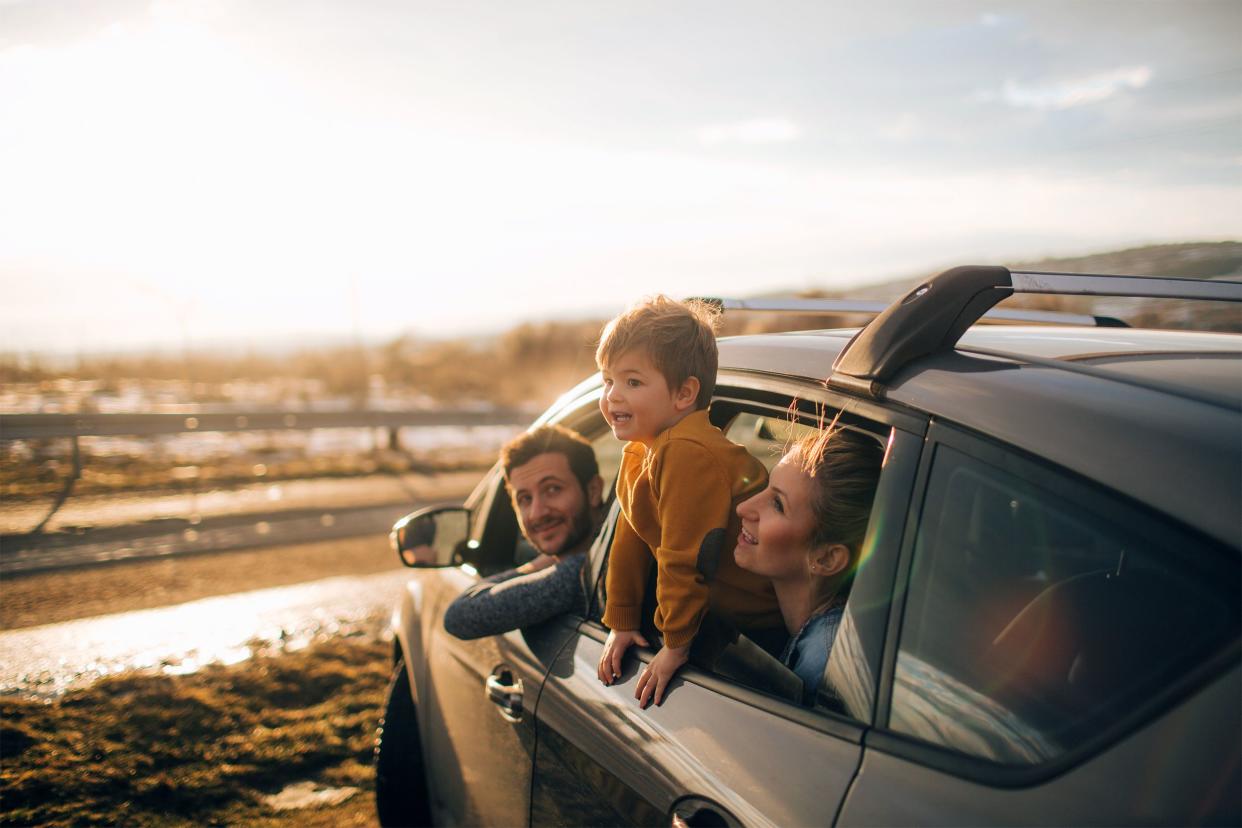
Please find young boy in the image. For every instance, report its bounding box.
[594,296,781,707]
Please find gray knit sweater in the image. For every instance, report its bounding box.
[442,552,588,640]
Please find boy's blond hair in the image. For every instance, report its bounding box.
[595,295,720,410]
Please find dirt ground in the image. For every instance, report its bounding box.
[0,474,480,826]
[1,637,395,827]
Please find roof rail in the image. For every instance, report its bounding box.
[828,265,1242,398]
[695,296,1127,328]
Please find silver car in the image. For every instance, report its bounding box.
[375,266,1241,827]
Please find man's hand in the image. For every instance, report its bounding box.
[597,629,649,685]
[635,644,689,708]
[407,544,437,565]
[516,553,558,574]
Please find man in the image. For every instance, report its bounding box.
[443,424,607,639]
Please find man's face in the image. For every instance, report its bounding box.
[508,452,601,556]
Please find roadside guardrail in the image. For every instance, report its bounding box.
[0,408,528,440]
[2,407,529,535]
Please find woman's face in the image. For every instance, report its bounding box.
[735,452,819,582]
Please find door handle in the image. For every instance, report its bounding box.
[485,670,524,723]
[671,797,740,827]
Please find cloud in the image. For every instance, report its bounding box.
[696,118,802,147]
[878,113,921,143]
[981,65,1153,111]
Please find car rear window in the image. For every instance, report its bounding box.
[889,443,1240,766]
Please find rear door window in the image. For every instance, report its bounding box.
[889,441,1240,765]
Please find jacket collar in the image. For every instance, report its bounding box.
[622,407,713,457]
[649,408,712,450]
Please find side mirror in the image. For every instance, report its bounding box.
[391,506,471,568]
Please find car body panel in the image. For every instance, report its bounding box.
[839,664,1242,826]
[532,624,865,828]
[725,328,1241,550]
[394,557,578,826]
[720,326,1242,381]
[888,355,1241,548]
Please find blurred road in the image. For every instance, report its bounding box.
[1,471,481,576]
[2,503,415,576]
[0,471,485,696]
[1,470,481,533]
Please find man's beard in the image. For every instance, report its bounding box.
[558,503,595,555]
[531,501,594,557]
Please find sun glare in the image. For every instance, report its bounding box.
[0,3,1238,351]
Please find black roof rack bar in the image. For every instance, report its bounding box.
[696,296,1125,327]
[829,265,1242,398]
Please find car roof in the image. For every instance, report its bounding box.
[718,325,1242,550]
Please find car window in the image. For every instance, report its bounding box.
[585,399,896,714]
[590,427,625,498]
[725,411,819,472]
[700,409,890,714]
[889,443,1240,766]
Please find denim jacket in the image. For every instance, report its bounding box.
[780,603,845,705]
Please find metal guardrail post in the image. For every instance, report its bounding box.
[29,435,81,535]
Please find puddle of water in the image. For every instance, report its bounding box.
[0,569,413,699]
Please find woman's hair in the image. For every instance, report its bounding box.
[788,425,885,560]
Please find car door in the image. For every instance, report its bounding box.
[413,388,629,827]
[415,465,581,827]
[839,423,1241,826]
[528,389,926,827]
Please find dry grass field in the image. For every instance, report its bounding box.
[0,534,410,826]
[1,637,391,827]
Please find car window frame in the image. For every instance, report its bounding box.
[571,371,928,734]
[868,418,1242,788]
[455,465,520,574]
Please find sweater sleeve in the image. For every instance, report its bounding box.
[443,552,586,640]
[651,439,735,649]
[600,510,653,632]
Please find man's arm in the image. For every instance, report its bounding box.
[443,552,586,640]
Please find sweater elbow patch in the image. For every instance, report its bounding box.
[695,527,725,582]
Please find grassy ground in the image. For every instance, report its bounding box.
[0,636,392,827]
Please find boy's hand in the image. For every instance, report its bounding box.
[597,629,648,685]
[635,644,689,708]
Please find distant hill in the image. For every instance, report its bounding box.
[725,241,1242,335]
[846,241,1242,297]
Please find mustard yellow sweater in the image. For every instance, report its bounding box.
[602,409,781,649]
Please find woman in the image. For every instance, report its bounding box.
[734,426,883,704]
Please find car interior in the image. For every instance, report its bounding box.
[579,401,890,713]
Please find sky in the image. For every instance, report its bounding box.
[1,0,1239,354]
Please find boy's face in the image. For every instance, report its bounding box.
[599,348,698,445]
